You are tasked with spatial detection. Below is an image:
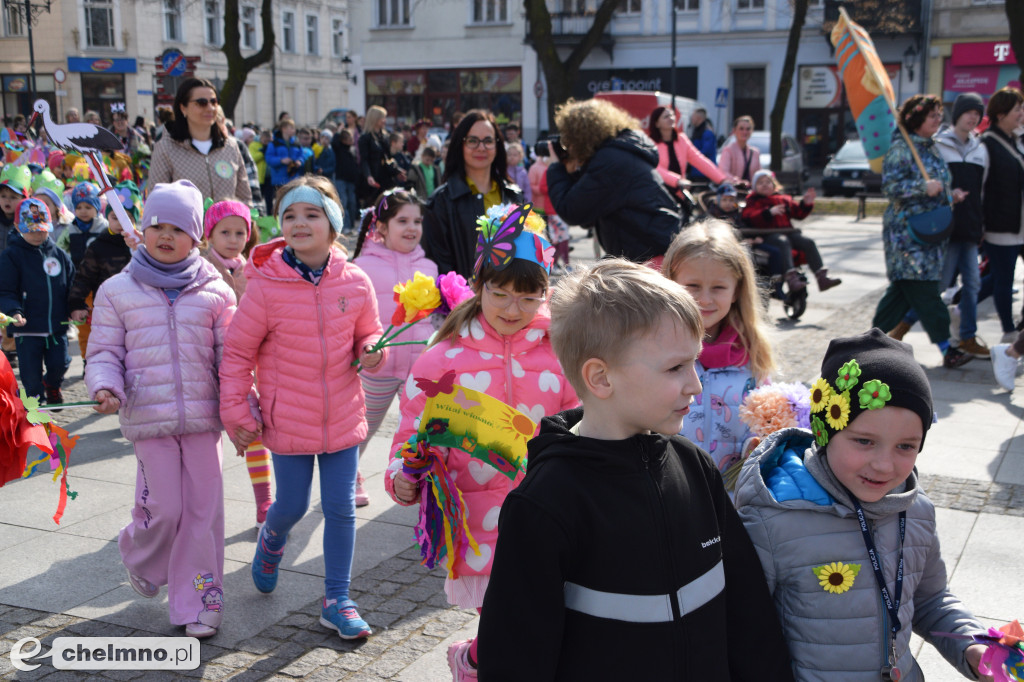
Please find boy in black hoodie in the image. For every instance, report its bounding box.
[0,198,74,404]
[477,259,793,682]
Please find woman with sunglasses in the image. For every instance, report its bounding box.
[422,109,524,277]
[149,77,252,206]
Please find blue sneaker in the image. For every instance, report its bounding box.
[251,527,284,593]
[320,598,372,640]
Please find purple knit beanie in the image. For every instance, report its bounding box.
[140,180,204,243]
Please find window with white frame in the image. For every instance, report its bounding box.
[331,18,344,57]
[163,0,182,41]
[472,0,508,23]
[616,0,641,14]
[377,0,410,27]
[241,4,257,49]
[737,0,763,9]
[305,14,318,54]
[678,0,699,11]
[281,10,295,52]
[3,3,24,36]
[204,0,222,46]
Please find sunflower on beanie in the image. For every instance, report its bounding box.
[809,357,891,446]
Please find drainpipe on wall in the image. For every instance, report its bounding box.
[919,0,932,95]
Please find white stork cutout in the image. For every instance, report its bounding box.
[29,99,142,247]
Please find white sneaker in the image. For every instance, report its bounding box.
[948,304,961,343]
[991,344,1018,391]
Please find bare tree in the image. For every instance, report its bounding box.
[218,0,275,119]
[525,0,621,126]
[1007,1,1024,86]
[769,0,809,173]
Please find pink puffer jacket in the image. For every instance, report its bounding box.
[219,239,386,455]
[385,309,579,578]
[353,238,438,380]
[85,260,236,442]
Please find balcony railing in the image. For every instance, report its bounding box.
[823,0,923,36]
[525,11,615,55]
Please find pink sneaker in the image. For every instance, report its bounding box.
[256,500,272,525]
[125,568,158,598]
[355,472,370,508]
[446,639,478,681]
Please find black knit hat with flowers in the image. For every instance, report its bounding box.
[809,328,934,450]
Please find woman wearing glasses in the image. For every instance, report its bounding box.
[422,109,524,277]
[546,98,681,264]
[149,78,252,206]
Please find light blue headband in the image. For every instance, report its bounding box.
[277,184,345,234]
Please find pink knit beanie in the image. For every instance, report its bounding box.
[203,199,252,240]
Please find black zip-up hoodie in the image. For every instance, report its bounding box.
[477,408,794,682]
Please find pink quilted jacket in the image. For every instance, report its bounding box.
[385,309,579,578]
[85,260,236,442]
[353,238,438,380]
[219,239,386,455]
[655,136,726,187]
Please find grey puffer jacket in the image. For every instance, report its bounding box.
[735,428,983,682]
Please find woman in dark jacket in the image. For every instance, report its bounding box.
[546,99,681,262]
[980,86,1024,342]
[422,109,523,277]
[358,105,402,197]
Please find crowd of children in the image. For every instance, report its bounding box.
[0,102,1007,682]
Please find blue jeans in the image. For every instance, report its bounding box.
[334,180,359,233]
[984,241,1020,333]
[265,446,358,600]
[16,334,69,399]
[940,241,981,339]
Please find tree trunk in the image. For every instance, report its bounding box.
[219,0,275,120]
[1007,0,1024,86]
[524,0,621,128]
[770,0,808,173]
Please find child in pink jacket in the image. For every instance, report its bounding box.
[219,176,386,642]
[352,189,437,507]
[386,204,579,682]
[86,180,236,639]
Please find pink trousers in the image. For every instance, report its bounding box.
[119,432,225,627]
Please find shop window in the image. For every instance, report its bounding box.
[241,4,257,48]
[331,18,344,57]
[305,14,318,54]
[471,0,507,23]
[616,0,641,14]
[3,3,24,36]
[377,0,410,27]
[737,0,763,9]
[205,0,222,46]
[83,0,115,47]
[282,10,295,52]
[163,0,182,41]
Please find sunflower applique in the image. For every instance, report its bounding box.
[810,378,832,413]
[814,561,861,594]
[824,391,851,430]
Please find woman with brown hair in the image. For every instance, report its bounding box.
[546,98,680,262]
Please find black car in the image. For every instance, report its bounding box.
[821,140,882,197]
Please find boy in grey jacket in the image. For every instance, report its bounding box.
[736,329,990,682]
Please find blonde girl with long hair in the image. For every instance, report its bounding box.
[662,219,776,491]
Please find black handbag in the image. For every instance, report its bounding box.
[906,204,953,245]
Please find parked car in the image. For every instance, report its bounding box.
[821,139,882,197]
[318,108,353,130]
[722,130,807,181]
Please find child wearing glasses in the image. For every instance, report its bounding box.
[386,203,578,682]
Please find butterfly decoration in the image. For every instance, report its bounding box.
[415,370,457,398]
[474,203,532,275]
[536,241,556,270]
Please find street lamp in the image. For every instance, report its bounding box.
[341,55,357,85]
[669,0,677,109]
[903,45,917,83]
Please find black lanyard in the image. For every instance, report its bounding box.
[852,498,905,639]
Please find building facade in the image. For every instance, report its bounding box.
[929,0,1015,107]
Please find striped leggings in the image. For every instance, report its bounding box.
[358,374,405,453]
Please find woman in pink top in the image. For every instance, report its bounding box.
[648,106,726,189]
[717,115,761,185]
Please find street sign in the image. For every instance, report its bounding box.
[162,50,186,77]
[53,68,66,84]
[715,87,728,108]
[534,80,544,98]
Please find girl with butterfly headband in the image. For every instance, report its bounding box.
[219,175,385,642]
[351,189,438,507]
[385,202,579,681]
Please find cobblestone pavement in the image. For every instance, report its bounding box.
[3,218,1023,681]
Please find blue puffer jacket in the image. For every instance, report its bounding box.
[265,134,305,186]
[0,233,74,337]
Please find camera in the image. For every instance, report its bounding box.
[535,135,569,162]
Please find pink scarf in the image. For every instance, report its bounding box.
[700,323,749,369]
[209,247,245,274]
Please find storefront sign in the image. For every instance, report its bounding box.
[573,68,697,101]
[4,77,26,92]
[799,66,841,108]
[943,67,999,94]
[951,41,1017,67]
[67,57,137,74]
